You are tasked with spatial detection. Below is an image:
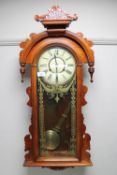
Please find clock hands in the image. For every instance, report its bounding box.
[54,50,58,84]
[38,47,75,86]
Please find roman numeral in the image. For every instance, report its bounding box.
[48,74,52,80]
[55,49,58,55]
[40,64,47,67]
[56,74,58,83]
[65,69,72,75]
[62,51,65,56]
[67,64,74,67]
[66,56,71,61]
[42,57,49,60]
[62,75,67,80]
[48,50,53,56]
[43,69,48,73]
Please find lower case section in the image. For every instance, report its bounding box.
[24,159,92,167]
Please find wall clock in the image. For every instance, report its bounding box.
[19,6,95,168]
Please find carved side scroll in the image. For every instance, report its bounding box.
[76,32,95,82]
[24,87,33,161]
[81,85,91,162]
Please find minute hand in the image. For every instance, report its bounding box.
[54,55,58,84]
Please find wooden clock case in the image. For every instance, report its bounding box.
[19,6,95,168]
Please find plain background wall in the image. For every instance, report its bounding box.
[0,0,117,175]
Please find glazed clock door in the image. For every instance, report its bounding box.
[37,46,77,159]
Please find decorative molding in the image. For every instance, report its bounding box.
[1,39,117,46]
[35,6,78,29]
[35,5,77,21]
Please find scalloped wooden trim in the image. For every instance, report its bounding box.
[19,32,48,64]
[76,66,91,163]
[19,31,94,65]
[24,87,33,161]
[65,31,94,64]
[81,85,91,162]
[26,87,32,106]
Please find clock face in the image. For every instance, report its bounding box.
[37,46,76,86]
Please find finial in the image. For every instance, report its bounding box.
[88,63,95,83]
[35,6,78,29]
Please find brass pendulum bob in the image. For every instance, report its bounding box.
[45,103,70,151]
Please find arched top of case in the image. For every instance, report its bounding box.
[19,6,94,82]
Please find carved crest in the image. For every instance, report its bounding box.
[35,6,78,29]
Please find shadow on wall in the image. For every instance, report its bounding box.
[27,167,88,175]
